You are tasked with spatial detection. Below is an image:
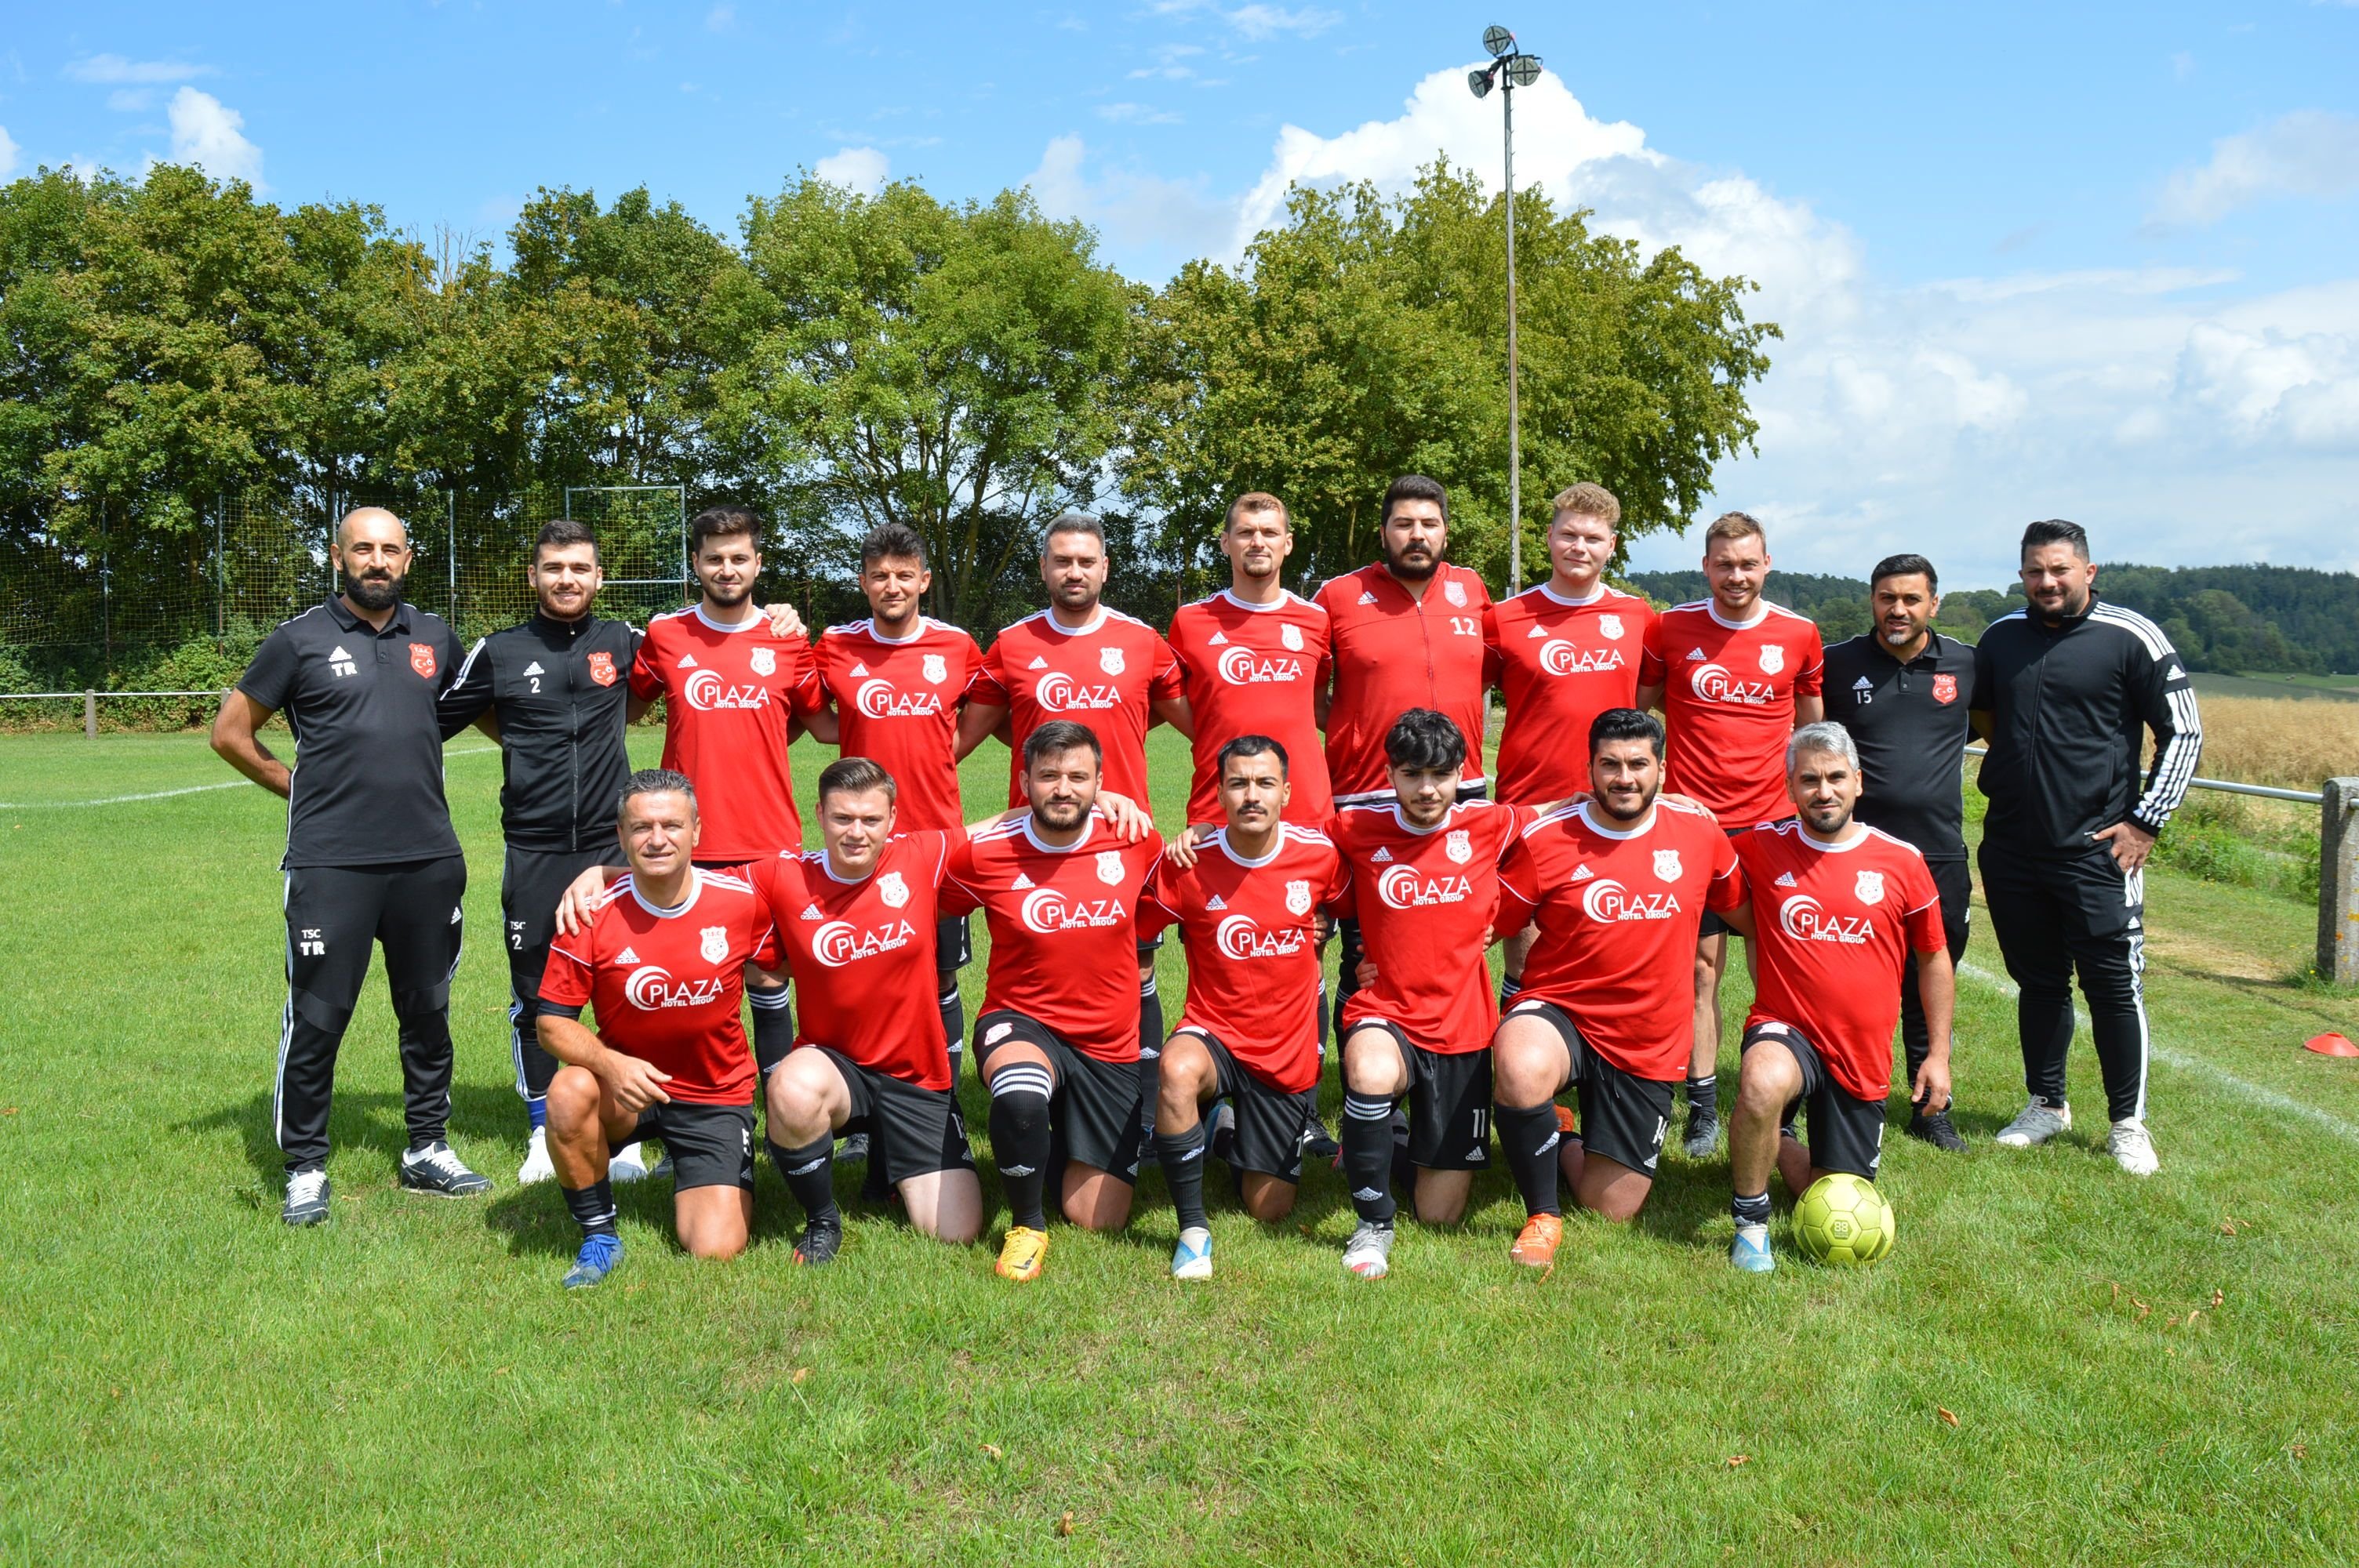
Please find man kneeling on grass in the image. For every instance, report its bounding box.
[538,769,779,1288]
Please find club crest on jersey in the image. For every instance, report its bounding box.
[1099,646,1126,676]
[409,643,437,679]
[1285,879,1314,916]
[587,650,618,687]
[1598,614,1625,641]
[923,653,948,685]
[1445,829,1474,865]
[1445,579,1468,608]
[878,871,911,909]
[1758,643,1784,674]
[1096,851,1127,885]
[1855,869,1885,906]
[1932,672,1957,705]
[750,646,776,677]
[1281,622,1305,652]
[1653,849,1683,882]
[699,926,729,964]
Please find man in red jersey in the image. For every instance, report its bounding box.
[1485,481,1656,1004]
[943,720,1167,1283]
[1634,510,1823,1160]
[753,757,987,1265]
[961,513,1190,1087]
[1329,710,1536,1282]
[1139,735,1350,1281]
[1725,723,1953,1273]
[798,523,986,1078]
[1488,708,1749,1272]
[628,506,821,1077]
[537,770,782,1289]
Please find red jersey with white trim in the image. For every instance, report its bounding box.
[628,604,821,860]
[1637,601,1824,831]
[972,607,1184,808]
[1167,589,1335,826]
[940,814,1166,1064]
[1316,562,1493,803]
[1329,798,1533,1054]
[812,618,981,833]
[1495,800,1746,1080]
[539,868,780,1105]
[1136,825,1350,1093]
[751,830,956,1091]
[1738,822,1945,1102]
[1485,583,1655,801]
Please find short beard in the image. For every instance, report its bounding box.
[1384,548,1438,583]
[1596,785,1657,823]
[1032,797,1089,831]
[702,576,752,608]
[347,573,405,612]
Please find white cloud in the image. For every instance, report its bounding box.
[107,89,154,111]
[64,54,212,85]
[813,145,889,194]
[1023,135,1230,268]
[1097,102,1183,126]
[706,4,735,31]
[2150,110,2359,228]
[1150,1,1339,40]
[0,124,16,180]
[158,87,264,190]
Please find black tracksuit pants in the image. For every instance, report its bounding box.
[1977,838,2150,1123]
[502,844,617,1104]
[1899,857,1973,1090]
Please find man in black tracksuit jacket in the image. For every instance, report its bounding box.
[1971,519,2201,1176]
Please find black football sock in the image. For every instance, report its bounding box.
[1499,973,1523,1011]
[988,1062,1054,1231]
[1138,974,1163,1064]
[562,1178,618,1239]
[939,984,965,1074]
[749,982,794,1075]
[1494,1099,1563,1218]
[1687,1074,1718,1117]
[1136,1046,1162,1141]
[1732,1190,1772,1227]
[1340,1093,1399,1225]
[1156,1118,1211,1232]
[769,1137,838,1229]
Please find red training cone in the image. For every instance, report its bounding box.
[2304,1033,2358,1058]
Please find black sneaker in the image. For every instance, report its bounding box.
[398,1141,493,1196]
[838,1131,871,1164]
[1681,1108,1721,1160]
[792,1218,844,1266]
[282,1169,332,1226]
[1907,1108,1968,1152]
[1300,1109,1339,1163]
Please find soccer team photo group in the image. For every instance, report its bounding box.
[211,481,2201,1290]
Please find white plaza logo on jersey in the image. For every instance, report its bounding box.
[682,666,771,710]
[856,677,942,718]
[1099,646,1126,676]
[1598,614,1624,641]
[1216,913,1304,960]
[1445,829,1473,865]
[1758,644,1783,674]
[878,871,911,909]
[812,917,918,967]
[1445,580,1468,607]
[1653,849,1682,882]
[1285,879,1314,916]
[1281,622,1305,652]
[1777,895,1873,945]
[1688,662,1776,706]
[624,964,728,1011]
[1019,887,1128,933]
[922,653,947,684]
[1580,878,1682,923]
[1855,869,1885,906]
[1539,640,1626,677]
[700,926,729,963]
[1376,866,1474,909]
[1096,851,1127,885]
[327,645,357,678]
[750,646,776,677]
[1035,670,1122,710]
[1216,645,1306,684]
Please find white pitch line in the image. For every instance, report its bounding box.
[1957,959,2359,1146]
[0,746,503,810]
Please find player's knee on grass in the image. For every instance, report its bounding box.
[1575,1152,1652,1223]
[900,1170,983,1246]
[1492,1014,1571,1105]
[1060,1165,1134,1232]
[1411,1167,1474,1227]
[673,1187,751,1261]
[1341,1029,1410,1099]
[1240,1171,1297,1223]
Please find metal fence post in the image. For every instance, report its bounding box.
[215,493,226,639]
[2321,778,2359,987]
[84,691,96,739]
[448,488,458,624]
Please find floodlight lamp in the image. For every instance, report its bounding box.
[1484,24,1515,57]
[1468,67,1496,99]
[1507,54,1543,87]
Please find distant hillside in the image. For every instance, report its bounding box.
[1620,563,2359,674]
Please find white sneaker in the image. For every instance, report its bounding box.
[2107,1118,2161,1176]
[517,1127,555,1186]
[1342,1220,1394,1279]
[609,1142,653,1183]
[1994,1100,2072,1148]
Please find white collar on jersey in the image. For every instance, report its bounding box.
[1213,828,1285,868]
[692,602,765,635]
[629,868,704,918]
[865,615,929,646]
[1041,605,1108,637]
[1216,587,1289,615]
[1020,812,1098,854]
[1704,599,1770,632]
[1797,824,1870,854]
[1389,801,1466,837]
[817,849,879,884]
[1536,579,1609,608]
[1574,801,1659,840]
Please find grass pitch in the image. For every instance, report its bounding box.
[2,728,2355,1564]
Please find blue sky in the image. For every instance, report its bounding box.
[5,2,2357,590]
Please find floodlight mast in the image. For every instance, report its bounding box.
[1469,26,1543,591]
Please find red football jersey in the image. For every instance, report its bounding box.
[1167,590,1335,827]
[1485,583,1656,802]
[1329,798,1532,1054]
[1316,562,1493,804]
[812,617,981,834]
[1637,601,1824,831]
[1136,825,1350,1093]
[751,830,956,1091]
[972,607,1184,809]
[540,868,781,1105]
[940,814,1165,1064]
[1496,799,1746,1081]
[1739,822,1945,1102]
[628,604,821,860]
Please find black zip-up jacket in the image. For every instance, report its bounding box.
[438,612,640,852]
[1969,593,2203,856]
